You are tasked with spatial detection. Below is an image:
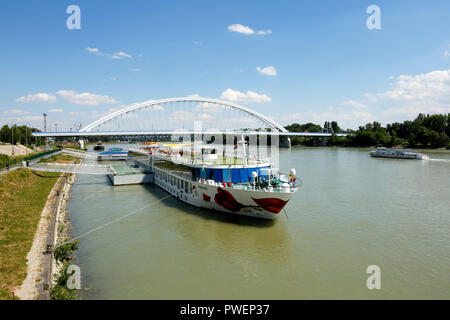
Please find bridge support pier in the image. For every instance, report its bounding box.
[280,136,291,148]
[78,139,85,150]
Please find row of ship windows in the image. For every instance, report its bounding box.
[154,169,193,194]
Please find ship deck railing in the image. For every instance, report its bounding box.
[157,166,297,193]
[199,179,297,193]
[152,152,270,167]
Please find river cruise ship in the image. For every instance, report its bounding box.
[370,147,429,160]
[147,140,300,220]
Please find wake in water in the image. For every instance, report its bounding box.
[426,158,450,162]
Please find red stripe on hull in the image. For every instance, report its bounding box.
[251,197,289,214]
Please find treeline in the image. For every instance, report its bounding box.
[285,113,450,148]
[0,125,45,146]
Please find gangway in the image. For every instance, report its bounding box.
[61,148,99,160]
[29,162,112,175]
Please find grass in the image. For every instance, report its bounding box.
[0,151,41,171]
[40,153,78,164]
[0,153,77,300]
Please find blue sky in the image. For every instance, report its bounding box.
[1,0,449,131]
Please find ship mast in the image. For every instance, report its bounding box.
[239,134,248,166]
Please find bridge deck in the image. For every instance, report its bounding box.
[33,131,348,138]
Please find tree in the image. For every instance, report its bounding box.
[0,125,11,143]
[331,121,340,133]
[436,132,450,148]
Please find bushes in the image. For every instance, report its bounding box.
[50,239,80,300]
[50,262,79,300]
[53,240,79,263]
[0,154,26,171]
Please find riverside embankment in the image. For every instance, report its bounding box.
[0,153,78,300]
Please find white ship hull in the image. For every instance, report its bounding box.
[153,167,296,220]
[370,150,429,160]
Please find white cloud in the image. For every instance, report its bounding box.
[16,93,56,103]
[220,89,272,103]
[376,69,450,117]
[21,115,44,121]
[49,108,63,113]
[326,68,450,125]
[194,102,223,113]
[256,66,277,76]
[227,24,272,36]
[222,117,258,126]
[341,100,366,108]
[168,110,214,123]
[86,47,100,54]
[379,69,450,102]
[363,93,377,103]
[444,50,450,57]
[4,109,30,115]
[228,24,255,35]
[57,90,118,106]
[104,77,117,82]
[112,51,132,59]
[152,104,164,111]
[257,29,272,35]
[86,47,132,59]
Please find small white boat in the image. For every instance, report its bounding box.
[370,147,429,160]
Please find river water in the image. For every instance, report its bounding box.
[68,145,450,299]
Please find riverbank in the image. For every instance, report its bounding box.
[0,169,59,299]
[14,173,71,300]
[0,154,78,300]
[290,144,450,152]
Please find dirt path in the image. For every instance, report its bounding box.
[14,174,70,300]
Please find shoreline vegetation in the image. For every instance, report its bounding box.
[286,113,450,149]
[50,172,79,300]
[0,153,80,300]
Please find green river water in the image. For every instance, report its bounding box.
[68,146,450,299]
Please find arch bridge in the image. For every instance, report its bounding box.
[32,96,347,147]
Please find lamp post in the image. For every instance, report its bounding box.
[25,122,28,154]
[11,122,14,155]
[43,113,48,148]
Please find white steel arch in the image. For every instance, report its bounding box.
[79,97,288,133]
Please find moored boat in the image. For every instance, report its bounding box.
[148,139,300,220]
[97,147,128,161]
[93,142,105,151]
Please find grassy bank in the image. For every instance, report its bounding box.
[0,152,38,171]
[0,169,59,299]
[0,153,77,300]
